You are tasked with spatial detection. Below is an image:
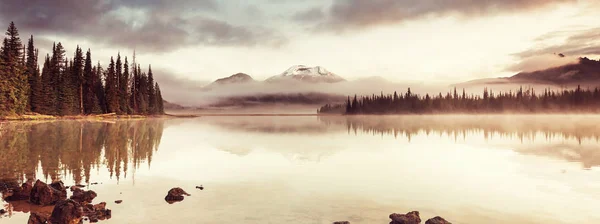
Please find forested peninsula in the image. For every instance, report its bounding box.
[0,22,165,119]
[318,86,600,114]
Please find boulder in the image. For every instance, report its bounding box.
[50,199,84,224]
[49,181,67,196]
[30,180,67,206]
[165,187,190,204]
[70,187,97,204]
[390,211,421,224]
[425,216,451,224]
[27,212,49,224]
[5,180,33,201]
[83,202,112,222]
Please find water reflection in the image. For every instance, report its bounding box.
[0,120,164,185]
[319,115,600,169]
[1,116,599,223]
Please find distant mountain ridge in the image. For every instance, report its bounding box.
[206,65,345,87]
[459,57,600,86]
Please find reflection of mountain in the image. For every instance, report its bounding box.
[200,116,344,134]
[514,144,600,169]
[0,120,165,185]
[318,115,600,168]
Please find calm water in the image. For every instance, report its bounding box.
[1,115,600,223]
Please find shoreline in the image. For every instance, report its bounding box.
[0,113,199,121]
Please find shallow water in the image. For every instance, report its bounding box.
[1,115,600,224]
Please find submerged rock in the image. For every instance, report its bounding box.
[27,212,49,224]
[390,211,421,224]
[425,216,452,224]
[30,180,67,206]
[83,202,112,222]
[50,199,84,224]
[165,187,191,204]
[70,187,97,204]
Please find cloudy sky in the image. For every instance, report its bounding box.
[1,0,599,86]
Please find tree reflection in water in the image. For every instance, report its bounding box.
[0,120,164,186]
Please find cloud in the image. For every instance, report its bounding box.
[0,0,285,52]
[322,0,574,31]
[193,17,288,47]
[292,8,325,22]
[515,27,600,59]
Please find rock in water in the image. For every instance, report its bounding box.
[6,180,34,201]
[425,216,452,224]
[30,180,67,206]
[389,211,421,224]
[27,212,49,224]
[70,187,97,204]
[50,199,84,224]
[83,202,112,222]
[165,187,191,204]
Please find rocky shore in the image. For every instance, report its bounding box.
[1,179,112,223]
[3,180,453,224]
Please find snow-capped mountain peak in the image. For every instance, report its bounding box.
[266,65,346,83]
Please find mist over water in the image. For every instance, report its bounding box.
[1,115,600,224]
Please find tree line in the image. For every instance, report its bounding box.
[318,86,600,114]
[0,22,165,116]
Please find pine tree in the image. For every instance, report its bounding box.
[155,83,164,114]
[147,65,156,114]
[26,35,41,112]
[115,54,124,114]
[138,67,148,114]
[105,57,120,113]
[0,22,28,115]
[72,46,84,114]
[129,62,139,113]
[59,56,76,115]
[120,57,129,114]
[82,49,101,114]
[93,62,107,113]
[39,54,54,114]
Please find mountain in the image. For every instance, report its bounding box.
[458,57,600,87]
[509,57,600,84]
[266,65,346,83]
[211,73,255,85]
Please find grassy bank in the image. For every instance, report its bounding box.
[0,113,187,121]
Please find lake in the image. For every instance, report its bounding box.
[1,115,600,223]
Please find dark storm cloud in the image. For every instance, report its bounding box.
[292,8,325,22]
[193,17,287,47]
[323,0,574,30]
[0,0,284,52]
[515,28,600,58]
